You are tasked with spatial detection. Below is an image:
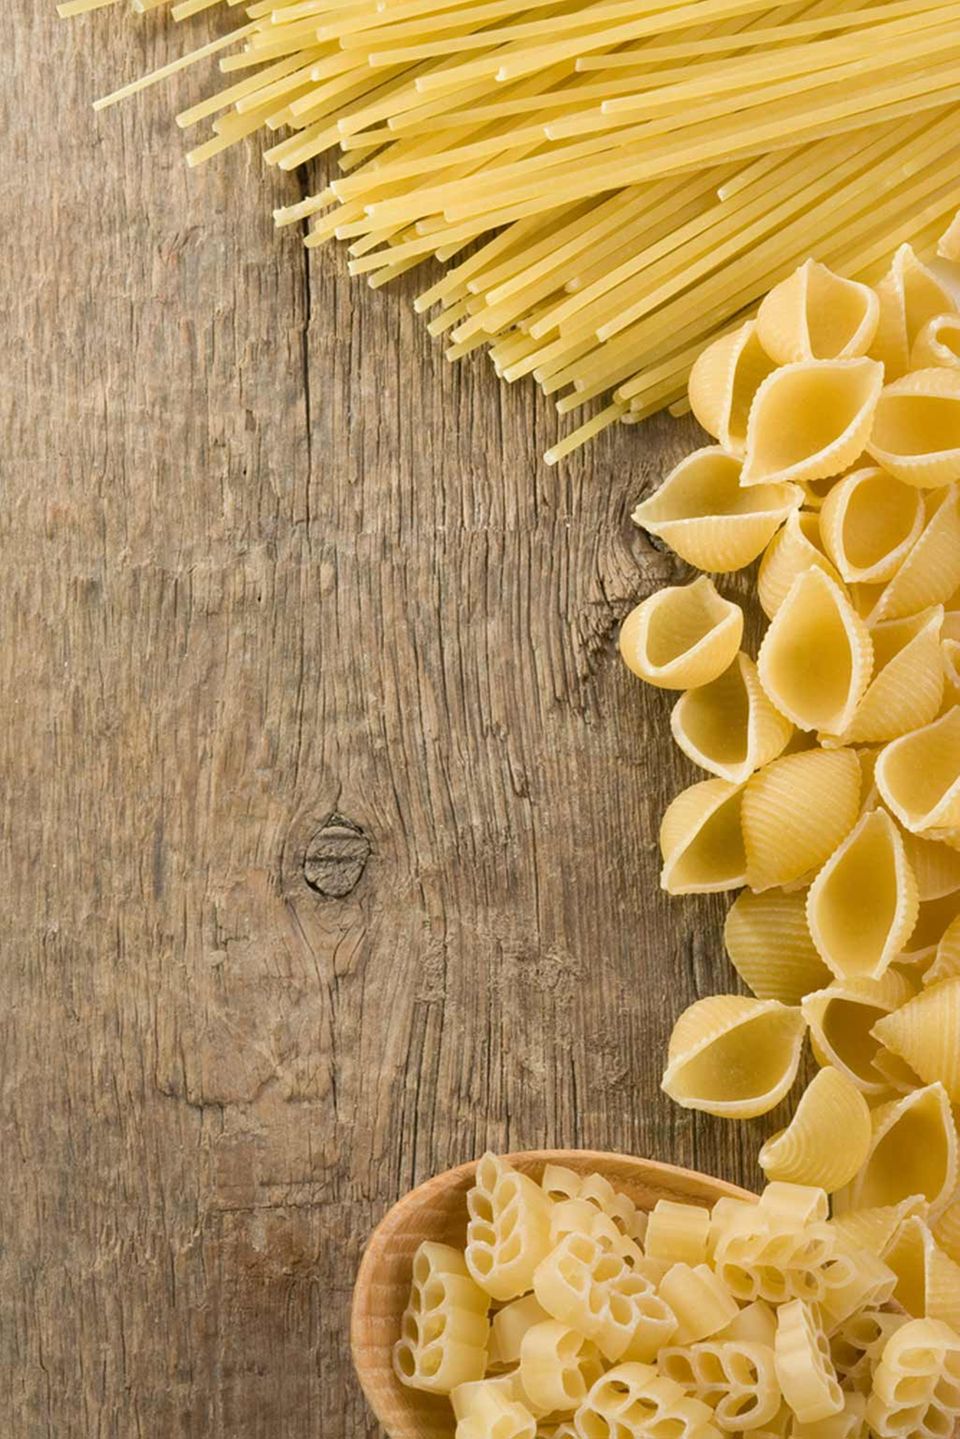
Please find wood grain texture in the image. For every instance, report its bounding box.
[1,6,772,1435]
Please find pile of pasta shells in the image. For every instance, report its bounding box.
[393,1157,960,1439]
[620,215,960,1229]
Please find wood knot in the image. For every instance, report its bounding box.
[303,814,371,898]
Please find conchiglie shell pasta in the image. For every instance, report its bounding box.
[933,1199,960,1265]
[940,209,960,263]
[661,995,806,1119]
[688,321,778,456]
[833,608,944,747]
[671,654,793,785]
[829,1197,928,1259]
[833,1081,959,1218]
[757,511,844,620]
[632,448,803,574]
[866,368,960,489]
[925,913,960,986]
[757,568,873,736]
[723,889,831,1004]
[875,706,960,833]
[758,1066,871,1192]
[757,260,880,366]
[911,313,960,372]
[884,1216,960,1331]
[869,243,957,381]
[872,977,960,1102]
[620,576,743,690]
[742,748,861,892]
[819,469,925,586]
[871,1047,924,1095]
[801,971,916,1097]
[659,778,747,895]
[900,891,960,969]
[902,830,960,901]
[861,485,960,625]
[740,358,884,488]
[805,809,919,981]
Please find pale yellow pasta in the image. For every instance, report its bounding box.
[659,778,747,895]
[758,1067,871,1193]
[859,486,960,625]
[774,1298,843,1423]
[549,1202,645,1272]
[790,1391,867,1439]
[541,1164,584,1204]
[718,1301,778,1349]
[801,970,915,1096]
[833,1082,959,1218]
[804,808,919,980]
[757,261,880,368]
[453,1378,537,1439]
[865,1318,960,1439]
[632,449,803,574]
[817,1244,898,1333]
[875,706,960,834]
[925,914,960,986]
[933,1199,960,1267]
[872,977,960,1102]
[687,322,778,458]
[819,468,925,586]
[713,1224,836,1306]
[869,243,957,381]
[912,314,960,372]
[644,1201,711,1268]
[834,608,945,746]
[741,747,861,892]
[871,1047,926,1095]
[490,1295,552,1369]
[723,889,830,1005]
[578,1171,648,1243]
[740,358,884,489]
[660,1339,781,1431]
[619,576,744,691]
[757,511,844,620]
[939,211,960,263]
[657,1263,739,1345]
[394,1240,491,1394]
[903,830,960,902]
[519,1320,604,1415]
[466,1152,554,1301]
[866,368,960,489]
[828,1198,929,1261]
[758,1182,829,1231]
[757,568,873,737]
[900,891,960,968]
[670,654,793,786]
[533,1233,676,1364]
[660,995,806,1119]
[885,1215,960,1331]
[575,1364,718,1439]
[830,1308,909,1391]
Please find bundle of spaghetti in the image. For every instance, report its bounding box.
[73,0,960,459]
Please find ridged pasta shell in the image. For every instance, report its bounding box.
[758,568,873,736]
[901,891,960,969]
[870,243,957,381]
[884,1214,960,1330]
[661,995,806,1118]
[723,889,830,1005]
[619,576,743,690]
[943,638,960,713]
[742,748,861,892]
[659,778,747,895]
[805,809,919,981]
[860,485,960,625]
[757,260,880,366]
[932,1198,960,1265]
[828,1197,928,1259]
[631,448,803,574]
[688,321,778,456]
[925,913,960,987]
[757,510,844,620]
[872,977,960,1101]
[903,830,960,901]
[801,971,916,1097]
[875,706,960,833]
[832,608,944,746]
[911,313,960,372]
[819,468,925,585]
[866,368,960,489]
[671,653,793,785]
[940,210,960,263]
[800,476,840,512]
[741,358,884,488]
[758,1066,871,1192]
[833,1081,959,1218]
[871,1046,924,1095]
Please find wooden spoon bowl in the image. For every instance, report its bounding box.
[350,1148,756,1439]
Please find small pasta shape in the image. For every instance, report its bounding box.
[833,1082,959,1219]
[828,1198,928,1263]
[871,1046,925,1095]
[687,321,779,456]
[819,468,925,586]
[723,889,830,1005]
[885,1215,960,1332]
[940,211,960,263]
[466,1153,554,1301]
[661,996,806,1119]
[542,1164,584,1203]
[533,1233,677,1364]
[575,1363,717,1439]
[911,314,960,372]
[632,448,803,574]
[657,1264,739,1345]
[932,1199,960,1267]
[713,1223,836,1306]
[490,1295,552,1369]
[865,1318,960,1439]
[900,891,960,969]
[659,1340,781,1431]
[758,1067,871,1193]
[830,1308,909,1388]
[670,654,793,786]
[875,706,960,835]
[741,747,861,892]
[866,368,960,490]
[619,576,743,691]
[773,1298,843,1423]
[869,244,957,381]
[717,1300,778,1348]
[791,1392,866,1439]
[836,608,945,746]
[757,510,843,620]
[644,1201,711,1268]
[872,977,960,1103]
[757,568,873,737]
[800,970,915,1096]
[452,1379,537,1439]
[394,1241,491,1394]
[804,808,919,980]
[861,486,960,625]
[903,830,960,902]
[818,1245,898,1333]
[756,260,880,367]
[519,1321,604,1415]
[659,778,747,895]
[740,358,884,489]
[758,1181,830,1231]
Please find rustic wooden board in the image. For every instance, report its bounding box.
[1,6,772,1434]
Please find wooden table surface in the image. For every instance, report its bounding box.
[2,6,769,1434]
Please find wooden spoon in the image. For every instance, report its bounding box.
[350,1148,756,1439]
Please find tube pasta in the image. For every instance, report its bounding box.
[687,323,778,457]
[643,1202,710,1269]
[741,747,861,892]
[757,260,880,366]
[875,707,960,834]
[866,369,960,488]
[740,358,884,488]
[619,577,743,690]
[800,970,916,1096]
[659,778,747,895]
[757,510,844,620]
[869,243,958,380]
[871,978,960,1101]
[834,1082,959,1218]
[758,1067,872,1193]
[819,469,926,586]
[670,654,794,786]
[723,889,831,1005]
[661,995,806,1119]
